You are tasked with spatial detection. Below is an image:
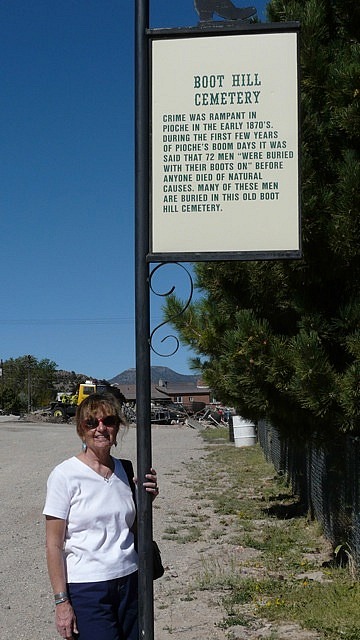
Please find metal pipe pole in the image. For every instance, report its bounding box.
[135,1,154,639]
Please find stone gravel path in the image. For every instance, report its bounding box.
[0,419,322,640]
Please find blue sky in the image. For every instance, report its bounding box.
[0,0,267,380]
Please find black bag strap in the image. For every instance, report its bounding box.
[120,458,138,539]
[120,458,136,504]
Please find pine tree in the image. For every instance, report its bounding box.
[164,0,360,439]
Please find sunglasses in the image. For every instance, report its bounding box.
[84,415,119,430]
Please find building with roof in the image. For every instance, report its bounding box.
[114,378,213,412]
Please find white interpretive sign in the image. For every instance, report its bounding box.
[150,26,300,260]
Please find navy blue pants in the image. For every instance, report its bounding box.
[68,571,138,640]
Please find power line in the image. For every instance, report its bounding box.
[0,316,163,325]
[0,319,129,325]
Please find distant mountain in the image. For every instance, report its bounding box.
[109,366,198,386]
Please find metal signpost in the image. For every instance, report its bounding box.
[135,2,300,637]
[135,2,154,639]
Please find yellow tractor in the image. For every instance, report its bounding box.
[50,381,117,420]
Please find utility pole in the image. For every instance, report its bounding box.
[0,359,3,412]
[27,355,32,413]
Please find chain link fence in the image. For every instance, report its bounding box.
[258,420,360,567]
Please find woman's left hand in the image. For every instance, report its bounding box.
[143,467,159,500]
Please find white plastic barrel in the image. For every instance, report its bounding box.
[232,416,256,447]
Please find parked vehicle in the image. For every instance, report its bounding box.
[50,381,120,420]
[151,407,171,424]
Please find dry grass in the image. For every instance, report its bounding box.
[184,428,360,639]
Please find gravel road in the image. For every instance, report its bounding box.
[0,418,212,640]
[0,418,322,640]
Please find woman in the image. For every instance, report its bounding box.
[43,393,158,640]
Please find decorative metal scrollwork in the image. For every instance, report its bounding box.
[149,263,194,357]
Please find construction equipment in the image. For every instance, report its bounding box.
[50,381,119,420]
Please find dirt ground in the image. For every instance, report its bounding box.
[0,418,323,640]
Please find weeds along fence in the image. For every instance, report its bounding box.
[258,420,360,567]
